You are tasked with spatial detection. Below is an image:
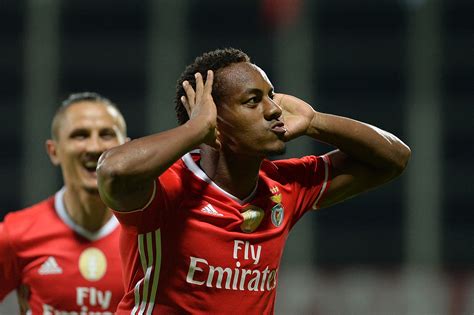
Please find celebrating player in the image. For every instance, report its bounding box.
[0,92,127,314]
[97,48,411,314]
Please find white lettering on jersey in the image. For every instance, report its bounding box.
[232,240,261,264]
[76,287,112,310]
[187,240,276,292]
[186,257,206,285]
[186,256,278,292]
[42,303,113,314]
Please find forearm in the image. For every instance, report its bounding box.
[308,112,411,172]
[97,119,209,209]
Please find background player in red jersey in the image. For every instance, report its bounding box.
[0,92,127,314]
[97,48,411,314]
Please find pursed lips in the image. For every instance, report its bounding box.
[270,121,286,135]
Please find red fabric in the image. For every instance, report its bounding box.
[114,153,331,314]
[0,194,123,314]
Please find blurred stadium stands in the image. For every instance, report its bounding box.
[1,0,472,313]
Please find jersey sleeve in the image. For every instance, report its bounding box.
[0,222,21,301]
[274,154,331,227]
[112,167,183,234]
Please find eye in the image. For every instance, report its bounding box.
[100,129,117,140]
[245,96,260,106]
[269,91,275,100]
[69,130,89,140]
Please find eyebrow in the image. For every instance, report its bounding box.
[243,86,274,95]
[243,88,263,95]
[68,126,117,135]
[69,128,89,135]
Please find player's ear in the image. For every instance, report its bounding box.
[45,139,60,166]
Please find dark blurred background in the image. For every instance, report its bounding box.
[1,0,473,313]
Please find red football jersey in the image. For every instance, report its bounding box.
[0,188,124,314]
[114,153,331,314]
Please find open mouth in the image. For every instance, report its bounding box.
[83,160,98,175]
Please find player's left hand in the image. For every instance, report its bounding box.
[274,93,316,141]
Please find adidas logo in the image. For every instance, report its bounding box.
[38,256,63,275]
[201,204,223,216]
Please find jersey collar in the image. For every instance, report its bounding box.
[181,153,258,205]
[54,187,119,241]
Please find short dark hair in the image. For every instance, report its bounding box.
[51,92,126,139]
[174,48,250,125]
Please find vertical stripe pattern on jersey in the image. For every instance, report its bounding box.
[146,230,161,315]
[131,229,162,315]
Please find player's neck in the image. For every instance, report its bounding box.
[200,146,262,200]
[63,187,113,233]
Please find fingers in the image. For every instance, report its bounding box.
[180,95,191,116]
[195,72,204,102]
[204,70,213,94]
[273,93,286,106]
[182,70,214,115]
[182,70,213,100]
[182,80,196,107]
[194,71,213,103]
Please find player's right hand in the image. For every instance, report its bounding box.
[181,70,221,149]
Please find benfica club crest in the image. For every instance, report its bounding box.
[271,204,284,227]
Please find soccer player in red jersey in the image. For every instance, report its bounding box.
[0,92,127,314]
[97,48,411,314]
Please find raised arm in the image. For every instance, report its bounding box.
[275,94,411,208]
[97,71,218,211]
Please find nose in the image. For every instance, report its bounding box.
[86,134,105,153]
[263,97,282,121]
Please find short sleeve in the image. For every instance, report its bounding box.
[0,222,21,301]
[271,154,331,227]
[309,154,331,210]
[112,167,184,234]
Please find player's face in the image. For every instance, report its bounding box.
[49,101,126,193]
[216,62,286,157]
